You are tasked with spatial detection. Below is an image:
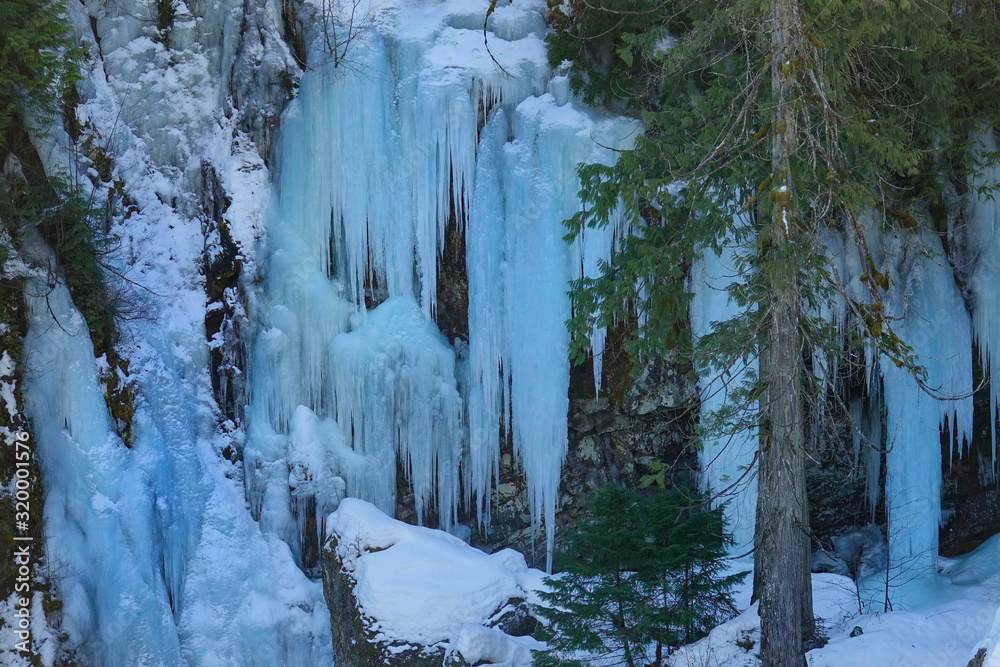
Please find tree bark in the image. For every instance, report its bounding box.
[755,1,814,665]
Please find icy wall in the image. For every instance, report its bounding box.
[16,0,1000,661]
[878,228,972,580]
[971,135,1000,464]
[812,217,975,594]
[245,0,639,574]
[16,0,334,664]
[690,243,759,555]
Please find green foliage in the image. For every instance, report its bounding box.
[638,459,667,489]
[563,0,1000,404]
[0,0,134,446]
[0,0,80,136]
[546,0,681,110]
[534,484,745,666]
[0,0,119,354]
[1,173,120,353]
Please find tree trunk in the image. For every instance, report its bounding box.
[755,1,814,665]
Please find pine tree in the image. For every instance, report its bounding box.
[534,483,744,666]
[0,0,80,232]
[0,0,79,143]
[551,0,1000,664]
[0,0,119,351]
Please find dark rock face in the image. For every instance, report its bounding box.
[231,0,301,165]
[805,408,884,551]
[940,358,1000,557]
[202,163,246,428]
[435,214,469,345]
[800,360,1000,564]
[468,355,700,570]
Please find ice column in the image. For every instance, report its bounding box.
[328,298,464,528]
[247,1,554,549]
[23,275,183,667]
[689,242,759,554]
[969,134,1000,461]
[879,228,972,577]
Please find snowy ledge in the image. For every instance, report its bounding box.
[322,499,546,666]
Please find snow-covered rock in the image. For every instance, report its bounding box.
[321,498,545,666]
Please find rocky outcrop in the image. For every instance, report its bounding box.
[468,354,700,569]
[320,500,540,666]
[201,162,246,428]
[321,536,461,667]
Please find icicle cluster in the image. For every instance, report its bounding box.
[878,228,972,575]
[970,134,1000,463]
[247,0,638,567]
[465,92,636,569]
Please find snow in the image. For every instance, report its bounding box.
[673,541,1000,667]
[326,498,544,663]
[0,350,16,419]
[0,592,60,667]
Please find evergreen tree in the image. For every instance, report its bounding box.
[0,1,121,352]
[0,0,79,146]
[0,0,81,241]
[534,483,744,666]
[548,0,1000,664]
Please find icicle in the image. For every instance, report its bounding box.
[328,298,464,529]
[248,0,637,574]
[465,109,509,528]
[575,200,627,396]
[866,379,883,521]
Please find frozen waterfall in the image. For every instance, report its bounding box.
[20,0,1000,663]
[245,0,638,574]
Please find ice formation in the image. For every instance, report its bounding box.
[970,134,1000,462]
[688,209,976,573]
[21,0,1000,661]
[16,0,333,664]
[246,0,637,572]
[878,228,973,578]
[22,0,639,660]
[21,252,332,666]
[689,241,759,555]
[813,220,973,594]
[819,219,973,588]
[464,92,637,569]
